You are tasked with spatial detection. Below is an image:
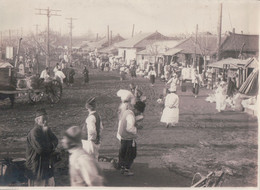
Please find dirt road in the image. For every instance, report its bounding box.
[0,68,258,187]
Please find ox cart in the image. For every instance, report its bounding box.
[0,65,62,107]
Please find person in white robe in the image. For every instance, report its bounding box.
[54,68,66,84]
[160,86,179,128]
[215,81,227,112]
[166,73,179,92]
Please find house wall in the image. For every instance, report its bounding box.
[118,48,137,65]
[136,54,156,65]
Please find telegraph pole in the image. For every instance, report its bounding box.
[193,24,198,68]
[132,24,135,37]
[217,3,222,61]
[66,17,77,65]
[36,7,61,67]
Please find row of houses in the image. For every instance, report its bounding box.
[74,31,258,70]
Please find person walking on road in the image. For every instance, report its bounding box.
[116,101,146,176]
[67,65,75,86]
[160,86,179,128]
[83,66,89,84]
[62,126,104,186]
[81,97,103,159]
[192,69,202,98]
[166,73,179,93]
[215,81,227,112]
[26,108,58,186]
[54,68,66,85]
[148,67,156,86]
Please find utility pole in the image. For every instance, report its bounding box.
[66,17,77,65]
[107,25,110,46]
[36,7,61,67]
[132,24,135,37]
[110,30,112,46]
[193,24,198,69]
[217,3,222,61]
[9,29,11,45]
[0,31,2,50]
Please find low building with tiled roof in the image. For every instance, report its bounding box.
[115,31,170,65]
[218,32,259,59]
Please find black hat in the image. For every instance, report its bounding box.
[64,126,82,144]
[85,97,96,108]
[35,108,47,117]
[134,101,146,113]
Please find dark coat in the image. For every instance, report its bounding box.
[26,124,58,180]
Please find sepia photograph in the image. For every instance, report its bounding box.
[0,0,259,188]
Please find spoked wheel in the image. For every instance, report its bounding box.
[28,90,44,103]
[47,80,62,104]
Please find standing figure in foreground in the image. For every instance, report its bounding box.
[68,65,75,86]
[83,66,89,84]
[81,97,103,159]
[62,126,104,186]
[192,69,202,98]
[116,101,146,176]
[215,81,227,112]
[26,109,58,186]
[166,73,179,93]
[148,67,156,86]
[160,86,179,128]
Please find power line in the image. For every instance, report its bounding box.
[35,7,61,67]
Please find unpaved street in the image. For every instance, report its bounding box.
[0,68,258,187]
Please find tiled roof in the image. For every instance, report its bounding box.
[175,35,227,55]
[220,33,259,52]
[115,32,169,48]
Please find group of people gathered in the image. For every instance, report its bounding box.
[40,62,75,87]
[25,82,147,187]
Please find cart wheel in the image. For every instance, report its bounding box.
[28,90,44,103]
[47,80,62,104]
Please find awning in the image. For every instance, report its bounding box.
[163,48,182,56]
[207,58,249,69]
[0,62,13,68]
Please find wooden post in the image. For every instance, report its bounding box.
[107,25,110,46]
[132,24,135,37]
[217,3,223,61]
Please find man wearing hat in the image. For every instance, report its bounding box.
[160,86,179,128]
[62,126,104,186]
[81,97,103,159]
[26,108,58,186]
[116,100,145,176]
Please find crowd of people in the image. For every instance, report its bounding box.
[25,81,148,186]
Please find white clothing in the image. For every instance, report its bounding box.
[160,93,179,124]
[148,70,156,77]
[54,70,66,83]
[53,66,61,73]
[167,77,179,90]
[82,140,100,159]
[82,111,103,159]
[19,64,25,75]
[68,147,103,186]
[116,110,136,141]
[215,86,227,112]
[40,70,50,81]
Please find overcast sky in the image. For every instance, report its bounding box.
[0,0,259,38]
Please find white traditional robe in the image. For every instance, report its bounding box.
[160,92,179,125]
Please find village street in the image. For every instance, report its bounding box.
[0,68,257,187]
